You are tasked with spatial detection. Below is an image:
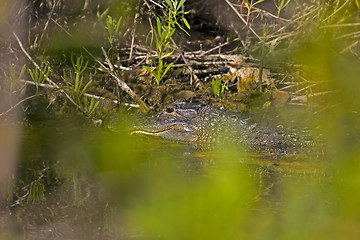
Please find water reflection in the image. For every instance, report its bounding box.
[0,115,330,239]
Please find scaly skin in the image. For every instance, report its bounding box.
[133,100,309,154]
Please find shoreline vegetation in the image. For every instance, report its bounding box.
[1,0,358,118]
[0,0,360,239]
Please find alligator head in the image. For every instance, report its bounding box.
[132,101,208,142]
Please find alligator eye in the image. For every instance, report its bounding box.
[165,107,175,113]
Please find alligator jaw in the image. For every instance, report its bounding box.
[131,123,198,142]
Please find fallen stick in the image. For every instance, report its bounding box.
[51,18,150,113]
[100,48,149,112]
[20,80,140,108]
[0,94,41,117]
[223,0,264,43]
[13,32,81,110]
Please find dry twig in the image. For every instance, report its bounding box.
[223,0,264,43]
[21,79,140,108]
[13,32,81,109]
[0,94,41,117]
[50,18,150,112]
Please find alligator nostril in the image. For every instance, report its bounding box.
[165,107,174,113]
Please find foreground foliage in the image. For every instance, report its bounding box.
[0,0,360,239]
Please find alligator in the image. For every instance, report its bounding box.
[132,100,314,154]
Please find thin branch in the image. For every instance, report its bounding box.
[129,0,142,62]
[278,84,297,91]
[322,0,351,23]
[290,91,338,102]
[100,47,149,112]
[336,30,360,40]
[253,6,290,22]
[167,29,195,85]
[148,0,163,8]
[267,5,318,40]
[21,80,56,89]
[232,3,291,22]
[21,79,140,108]
[322,23,360,28]
[12,32,81,109]
[340,40,359,54]
[50,18,150,112]
[0,94,41,117]
[35,0,58,48]
[223,0,264,43]
[198,37,241,57]
[294,83,318,94]
[144,0,155,46]
[102,47,115,72]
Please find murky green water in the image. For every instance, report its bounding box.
[0,111,335,240]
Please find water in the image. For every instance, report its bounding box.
[0,113,333,239]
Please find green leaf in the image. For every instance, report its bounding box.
[80,60,89,74]
[143,65,153,73]
[10,65,15,80]
[90,97,95,109]
[74,74,81,92]
[93,100,99,108]
[84,95,88,108]
[177,0,186,11]
[88,97,99,115]
[283,0,291,8]
[115,16,122,32]
[143,66,155,83]
[154,74,161,84]
[182,17,190,30]
[175,22,190,36]
[80,79,93,96]
[163,42,170,52]
[157,59,163,76]
[97,8,109,22]
[62,69,68,84]
[43,67,50,82]
[169,27,176,38]
[154,30,160,48]
[163,47,176,58]
[3,72,8,81]
[164,0,172,9]
[161,62,173,80]
[106,15,113,31]
[157,17,162,37]
[93,101,99,112]
[19,64,26,80]
[164,24,171,40]
[28,69,35,82]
